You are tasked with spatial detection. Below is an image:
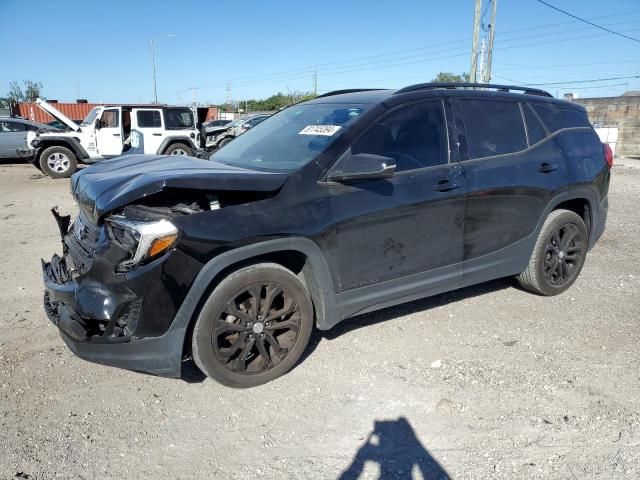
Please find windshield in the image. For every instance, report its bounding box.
[81,108,100,126]
[211,103,369,172]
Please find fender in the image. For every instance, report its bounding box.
[544,187,600,247]
[33,136,90,160]
[156,136,198,155]
[168,237,341,339]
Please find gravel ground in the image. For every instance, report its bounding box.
[0,160,639,480]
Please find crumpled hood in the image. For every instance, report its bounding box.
[204,124,231,135]
[71,154,288,222]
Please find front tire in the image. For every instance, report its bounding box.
[39,146,77,178]
[192,263,314,388]
[164,142,193,156]
[517,209,588,296]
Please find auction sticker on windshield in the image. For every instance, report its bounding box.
[299,125,341,136]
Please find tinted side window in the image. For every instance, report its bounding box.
[352,100,448,172]
[0,121,25,132]
[164,108,194,129]
[523,104,548,145]
[459,99,527,159]
[137,110,162,128]
[531,104,590,133]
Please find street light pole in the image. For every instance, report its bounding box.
[149,34,174,104]
[150,39,158,103]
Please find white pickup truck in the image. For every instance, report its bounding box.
[27,99,202,178]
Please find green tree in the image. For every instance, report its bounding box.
[221,91,317,113]
[23,80,43,101]
[431,72,471,83]
[5,80,43,103]
[7,81,23,102]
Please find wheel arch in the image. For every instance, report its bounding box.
[545,188,598,244]
[157,136,197,155]
[552,198,592,236]
[173,238,340,360]
[36,137,89,160]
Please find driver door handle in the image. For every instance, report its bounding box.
[112,133,120,137]
[433,179,462,192]
[152,133,162,136]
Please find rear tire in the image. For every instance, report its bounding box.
[39,146,77,178]
[164,142,193,156]
[192,263,314,388]
[517,209,588,296]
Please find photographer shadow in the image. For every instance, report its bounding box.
[339,417,450,480]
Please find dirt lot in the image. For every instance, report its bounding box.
[0,160,639,480]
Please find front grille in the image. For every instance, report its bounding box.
[65,213,101,275]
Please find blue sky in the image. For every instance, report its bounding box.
[1,0,639,105]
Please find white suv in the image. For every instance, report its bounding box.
[27,99,201,178]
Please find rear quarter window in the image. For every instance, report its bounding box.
[523,104,548,145]
[531,104,591,133]
[459,99,527,159]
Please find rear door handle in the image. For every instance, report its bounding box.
[538,162,558,173]
[433,179,462,192]
[112,133,121,137]
[152,133,162,136]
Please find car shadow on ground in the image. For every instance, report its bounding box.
[302,277,515,363]
[339,416,450,479]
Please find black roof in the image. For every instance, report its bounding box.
[308,82,571,108]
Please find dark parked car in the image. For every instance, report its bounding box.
[42,83,610,387]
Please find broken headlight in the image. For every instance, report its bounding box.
[106,216,178,272]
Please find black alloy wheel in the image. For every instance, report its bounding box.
[543,223,584,287]
[517,209,588,296]
[192,263,313,387]
[213,282,301,374]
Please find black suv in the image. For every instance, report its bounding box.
[43,83,611,387]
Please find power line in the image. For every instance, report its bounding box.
[176,11,640,96]
[535,0,640,44]
[531,75,640,87]
[495,59,638,71]
[199,21,639,91]
[187,12,639,90]
[498,8,640,37]
[495,74,640,87]
[558,82,629,91]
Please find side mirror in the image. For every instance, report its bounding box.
[328,152,396,183]
[242,123,252,129]
[95,120,102,130]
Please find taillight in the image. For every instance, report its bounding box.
[603,143,614,169]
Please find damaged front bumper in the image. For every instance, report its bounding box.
[41,208,197,378]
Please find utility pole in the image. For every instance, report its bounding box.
[313,67,318,96]
[225,81,232,109]
[150,39,158,103]
[149,34,175,104]
[478,38,487,83]
[470,0,482,83]
[191,87,198,106]
[484,0,498,83]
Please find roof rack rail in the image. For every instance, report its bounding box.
[394,82,553,98]
[315,88,383,99]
